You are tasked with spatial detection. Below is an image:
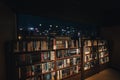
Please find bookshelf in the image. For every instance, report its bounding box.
[5,34,110,80]
[9,36,82,80]
[82,37,109,79]
[98,40,109,71]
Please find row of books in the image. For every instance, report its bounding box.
[84,53,98,62]
[84,40,97,46]
[98,40,106,45]
[55,40,78,49]
[99,51,109,58]
[14,39,79,52]
[57,65,80,80]
[14,41,49,52]
[18,65,81,80]
[56,57,81,69]
[55,40,68,49]
[84,46,108,60]
[84,60,98,70]
[15,51,55,66]
[100,57,109,64]
[20,65,80,80]
[84,40,107,46]
[18,62,55,79]
[19,71,56,80]
[84,47,91,54]
[56,49,80,58]
[98,46,107,52]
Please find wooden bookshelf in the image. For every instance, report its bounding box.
[98,40,109,71]
[8,36,82,80]
[6,35,110,80]
[83,37,110,79]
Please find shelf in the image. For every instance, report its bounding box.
[84,67,91,71]
[100,54,109,59]
[19,75,35,80]
[57,54,81,60]
[69,47,78,49]
[98,45,106,46]
[19,70,56,80]
[16,60,55,67]
[84,59,98,63]
[85,52,97,55]
[14,49,55,55]
[100,61,109,65]
[40,70,55,75]
[84,46,92,47]
[54,48,69,50]
[61,72,81,80]
[84,53,91,55]
[41,60,55,63]
[84,66,98,71]
[57,63,81,71]
[98,50,108,52]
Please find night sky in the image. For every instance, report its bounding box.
[17,14,98,37]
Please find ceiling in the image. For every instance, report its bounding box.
[3,0,120,26]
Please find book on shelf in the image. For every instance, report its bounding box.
[41,62,55,73]
[27,41,34,51]
[98,40,106,45]
[68,49,79,56]
[84,62,91,70]
[56,40,68,49]
[18,66,32,79]
[41,41,48,50]
[98,46,104,52]
[84,40,92,46]
[33,40,41,51]
[14,40,42,52]
[93,40,97,46]
[84,47,91,54]
[100,56,109,64]
[56,60,64,69]
[56,50,64,58]
[57,69,70,80]
[42,72,55,80]
[41,51,55,62]
[50,51,55,60]
[69,40,78,48]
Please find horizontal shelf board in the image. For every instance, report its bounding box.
[61,72,81,80]
[84,66,98,71]
[14,49,55,54]
[100,62,109,65]
[84,59,98,63]
[57,63,81,70]
[56,55,81,60]
[98,45,106,46]
[98,50,108,52]
[99,55,109,59]
[16,61,55,67]
[40,70,55,75]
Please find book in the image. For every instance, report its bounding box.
[43,73,51,80]
[50,51,55,60]
[41,41,48,50]
[57,71,60,80]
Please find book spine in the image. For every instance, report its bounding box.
[57,71,60,80]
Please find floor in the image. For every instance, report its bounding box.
[85,68,120,80]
